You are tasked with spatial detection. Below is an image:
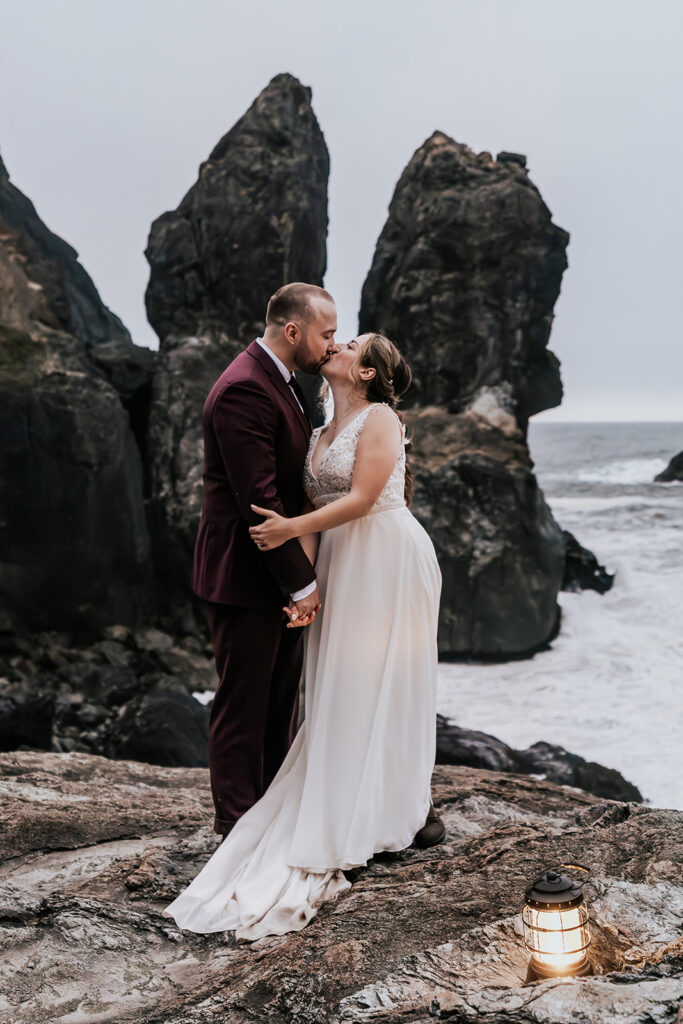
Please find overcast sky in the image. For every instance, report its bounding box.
[1,0,681,420]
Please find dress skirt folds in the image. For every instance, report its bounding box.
[164,407,442,941]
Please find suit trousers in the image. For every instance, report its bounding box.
[202,600,303,835]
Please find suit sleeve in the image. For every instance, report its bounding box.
[211,380,317,597]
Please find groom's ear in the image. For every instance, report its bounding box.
[283,321,301,346]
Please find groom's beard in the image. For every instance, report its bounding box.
[296,343,331,375]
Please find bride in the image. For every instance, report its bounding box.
[163,332,443,942]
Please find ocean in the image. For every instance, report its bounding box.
[437,422,683,811]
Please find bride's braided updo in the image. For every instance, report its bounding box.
[353,332,414,505]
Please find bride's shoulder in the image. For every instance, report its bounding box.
[358,403,403,441]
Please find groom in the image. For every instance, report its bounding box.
[192,282,339,836]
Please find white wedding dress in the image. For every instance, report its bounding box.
[164,404,442,941]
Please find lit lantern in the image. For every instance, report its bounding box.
[522,865,592,979]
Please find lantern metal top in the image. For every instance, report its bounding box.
[525,865,590,909]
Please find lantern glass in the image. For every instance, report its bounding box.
[522,902,590,974]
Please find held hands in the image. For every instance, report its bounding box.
[283,587,322,629]
[249,505,321,628]
[249,504,293,550]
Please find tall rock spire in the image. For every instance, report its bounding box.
[359,132,567,426]
[359,135,571,656]
[143,74,330,621]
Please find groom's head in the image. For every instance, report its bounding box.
[264,282,338,374]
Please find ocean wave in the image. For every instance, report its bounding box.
[542,458,670,486]
[545,494,679,514]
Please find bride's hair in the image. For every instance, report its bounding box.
[354,332,414,506]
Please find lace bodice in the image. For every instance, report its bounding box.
[303,404,407,514]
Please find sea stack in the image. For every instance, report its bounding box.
[144,73,330,625]
[360,134,569,656]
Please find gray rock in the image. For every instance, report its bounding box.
[359,133,567,425]
[562,529,615,594]
[406,406,565,656]
[655,451,683,482]
[0,752,679,1023]
[143,73,330,622]
[107,685,210,767]
[359,136,573,658]
[0,628,216,766]
[435,716,642,803]
[0,150,156,634]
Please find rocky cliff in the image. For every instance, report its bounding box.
[655,451,683,482]
[0,751,679,1023]
[360,135,571,655]
[0,152,156,635]
[143,73,330,622]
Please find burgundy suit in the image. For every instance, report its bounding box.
[193,340,316,834]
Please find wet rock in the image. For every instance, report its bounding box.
[0,677,55,751]
[0,752,679,1023]
[0,150,155,634]
[436,715,642,803]
[435,716,517,773]
[407,406,565,656]
[655,451,683,482]
[108,685,210,768]
[144,73,329,623]
[0,628,216,765]
[562,529,615,594]
[133,627,175,653]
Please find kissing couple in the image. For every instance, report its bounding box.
[164,282,444,942]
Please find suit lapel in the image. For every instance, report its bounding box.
[246,341,311,440]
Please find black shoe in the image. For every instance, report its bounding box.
[413,804,446,848]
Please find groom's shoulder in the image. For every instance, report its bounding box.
[206,345,273,408]
[213,343,267,388]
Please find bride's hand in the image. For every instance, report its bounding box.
[249,504,294,550]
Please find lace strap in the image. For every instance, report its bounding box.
[352,403,406,446]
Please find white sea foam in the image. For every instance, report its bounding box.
[437,423,683,811]
[574,457,669,485]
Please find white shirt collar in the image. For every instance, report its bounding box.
[255,337,291,382]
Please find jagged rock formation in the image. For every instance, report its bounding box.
[360,137,566,425]
[562,529,614,593]
[0,152,156,635]
[655,451,683,482]
[436,715,641,802]
[0,751,679,1023]
[0,618,639,801]
[360,135,571,656]
[0,623,214,764]
[144,74,329,621]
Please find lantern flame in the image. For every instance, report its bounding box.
[522,904,590,973]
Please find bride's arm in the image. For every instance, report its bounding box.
[250,405,403,549]
[298,497,320,565]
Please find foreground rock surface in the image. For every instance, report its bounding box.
[0,751,680,1024]
[144,73,329,623]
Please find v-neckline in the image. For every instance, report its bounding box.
[308,405,371,481]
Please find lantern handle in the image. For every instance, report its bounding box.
[555,862,592,886]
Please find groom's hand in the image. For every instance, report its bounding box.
[283,587,321,628]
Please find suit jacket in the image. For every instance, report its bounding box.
[192,340,317,608]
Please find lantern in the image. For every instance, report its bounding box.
[522,865,592,979]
